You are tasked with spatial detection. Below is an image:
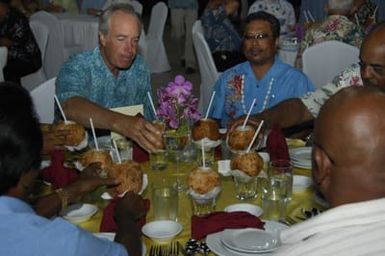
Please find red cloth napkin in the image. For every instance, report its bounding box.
[266,124,290,162]
[100,198,150,232]
[40,150,78,189]
[133,143,149,163]
[191,211,265,240]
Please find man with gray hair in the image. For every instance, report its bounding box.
[295,0,364,68]
[56,3,163,153]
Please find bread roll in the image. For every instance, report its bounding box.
[107,161,143,196]
[53,121,85,146]
[228,125,255,150]
[189,167,220,194]
[80,149,113,170]
[192,118,221,141]
[231,152,263,177]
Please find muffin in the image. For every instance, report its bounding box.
[107,160,143,196]
[231,152,263,177]
[53,121,86,146]
[192,118,220,141]
[188,166,220,194]
[80,149,113,170]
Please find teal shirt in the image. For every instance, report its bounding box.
[167,0,198,10]
[56,47,154,120]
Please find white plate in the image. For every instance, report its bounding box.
[224,203,263,217]
[291,161,312,169]
[293,175,312,192]
[101,174,148,200]
[221,228,278,253]
[93,233,147,256]
[206,221,288,256]
[289,147,311,161]
[61,203,97,223]
[141,220,182,243]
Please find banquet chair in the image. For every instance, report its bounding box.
[30,11,82,79]
[21,20,49,91]
[29,77,56,124]
[143,2,171,73]
[302,40,359,88]
[192,20,220,113]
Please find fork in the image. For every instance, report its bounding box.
[149,244,161,256]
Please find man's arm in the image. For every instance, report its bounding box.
[62,96,162,152]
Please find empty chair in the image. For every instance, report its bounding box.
[192,20,220,113]
[302,40,360,88]
[144,2,171,73]
[21,20,49,91]
[29,77,56,124]
[30,11,82,79]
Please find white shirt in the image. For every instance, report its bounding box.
[274,198,385,256]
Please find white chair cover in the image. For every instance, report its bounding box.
[103,0,143,15]
[29,77,56,124]
[144,2,171,73]
[302,40,360,88]
[192,20,220,113]
[0,47,7,82]
[30,11,82,79]
[21,20,49,90]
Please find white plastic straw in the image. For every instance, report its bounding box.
[147,92,157,118]
[89,118,99,150]
[242,98,256,128]
[247,120,264,153]
[303,10,309,23]
[54,95,67,123]
[205,91,216,119]
[306,10,315,22]
[201,140,206,168]
[112,139,122,164]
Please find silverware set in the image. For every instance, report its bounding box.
[149,241,179,256]
[281,208,321,226]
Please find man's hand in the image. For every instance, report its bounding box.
[41,124,69,153]
[115,192,146,222]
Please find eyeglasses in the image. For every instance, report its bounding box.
[243,33,272,41]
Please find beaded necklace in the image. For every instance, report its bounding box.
[240,75,275,114]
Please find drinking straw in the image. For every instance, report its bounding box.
[303,10,309,23]
[147,91,157,118]
[306,10,315,22]
[242,98,256,129]
[246,120,264,153]
[89,118,99,150]
[112,139,122,164]
[54,95,67,123]
[205,91,216,119]
[201,140,206,168]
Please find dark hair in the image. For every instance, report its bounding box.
[0,83,42,195]
[244,11,280,39]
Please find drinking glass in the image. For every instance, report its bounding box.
[261,175,288,221]
[152,179,178,221]
[268,159,293,200]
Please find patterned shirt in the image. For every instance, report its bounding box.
[56,47,154,120]
[168,0,198,10]
[352,0,377,30]
[248,0,296,35]
[201,5,242,53]
[302,63,362,117]
[210,57,315,127]
[0,7,41,62]
[296,15,364,68]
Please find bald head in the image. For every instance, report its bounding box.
[313,86,385,207]
[360,23,385,89]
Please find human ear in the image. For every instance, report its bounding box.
[312,145,332,192]
[99,32,106,47]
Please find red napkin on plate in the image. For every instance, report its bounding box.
[40,150,78,189]
[100,198,150,232]
[266,124,290,162]
[191,211,265,240]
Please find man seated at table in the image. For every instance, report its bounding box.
[56,3,162,153]
[295,0,364,68]
[231,21,385,137]
[248,0,296,35]
[273,86,385,255]
[0,83,146,256]
[0,0,42,84]
[210,11,315,128]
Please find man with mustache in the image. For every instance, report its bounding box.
[56,3,162,153]
[209,11,315,128]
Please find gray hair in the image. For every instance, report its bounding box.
[328,0,354,13]
[99,3,141,35]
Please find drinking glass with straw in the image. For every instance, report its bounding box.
[205,91,216,119]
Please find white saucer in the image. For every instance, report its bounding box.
[141,220,182,243]
[61,203,97,223]
[224,203,263,217]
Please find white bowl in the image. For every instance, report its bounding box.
[224,203,263,217]
[141,220,182,243]
[61,203,98,223]
[293,175,312,192]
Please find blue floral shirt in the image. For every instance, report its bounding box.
[201,5,242,53]
[167,0,198,10]
[56,47,154,120]
[210,57,315,127]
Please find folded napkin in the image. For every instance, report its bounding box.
[133,143,149,163]
[266,124,290,162]
[191,211,265,240]
[100,198,150,232]
[40,150,78,189]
